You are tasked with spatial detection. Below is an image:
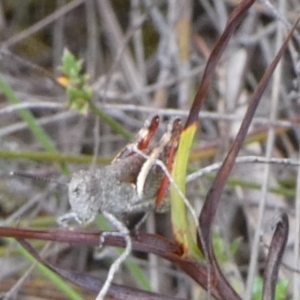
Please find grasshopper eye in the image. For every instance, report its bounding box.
[72,186,81,197]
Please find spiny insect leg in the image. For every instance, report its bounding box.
[112,115,159,163]
[156,117,182,206]
[57,212,83,228]
[136,117,182,202]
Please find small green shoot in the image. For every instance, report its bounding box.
[212,233,242,264]
[59,48,92,115]
[59,49,131,138]
[252,276,289,300]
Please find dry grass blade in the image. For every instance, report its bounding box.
[262,213,289,300]
[196,13,300,300]
[199,16,300,247]
[184,0,255,128]
[17,238,185,300]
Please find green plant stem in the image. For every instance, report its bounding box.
[16,241,84,300]
[0,76,69,175]
[89,102,132,139]
[0,149,110,165]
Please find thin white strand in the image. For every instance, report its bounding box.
[132,146,200,235]
[96,212,132,300]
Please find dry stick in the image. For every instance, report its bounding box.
[0,102,63,114]
[200,0,218,31]
[52,0,65,72]
[0,50,61,88]
[91,117,100,169]
[87,0,101,170]
[95,3,148,110]
[140,0,182,114]
[96,13,147,105]
[130,0,147,86]
[95,0,146,101]
[1,101,298,130]
[239,22,277,46]
[144,0,184,111]
[244,6,285,299]
[151,16,175,107]
[0,2,5,28]
[187,156,300,183]
[259,0,290,26]
[1,192,47,226]
[3,243,51,300]
[173,0,193,108]
[282,259,300,274]
[0,111,76,138]
[293,131,300,299]
[212,0,228,32]
[94,64,205,101]
[0,0,85,48]
[141,0,168,36]
[85,0,99,82]
[99,103,298,129]
[5,171,66,226]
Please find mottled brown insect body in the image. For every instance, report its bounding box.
[59,116,182,226]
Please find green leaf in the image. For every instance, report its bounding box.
[171,123,198,255]
[275,279,289,300]
[62,48,82,77]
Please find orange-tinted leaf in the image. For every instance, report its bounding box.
[171,124,197,254]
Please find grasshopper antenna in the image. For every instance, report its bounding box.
[10,171,67,188]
